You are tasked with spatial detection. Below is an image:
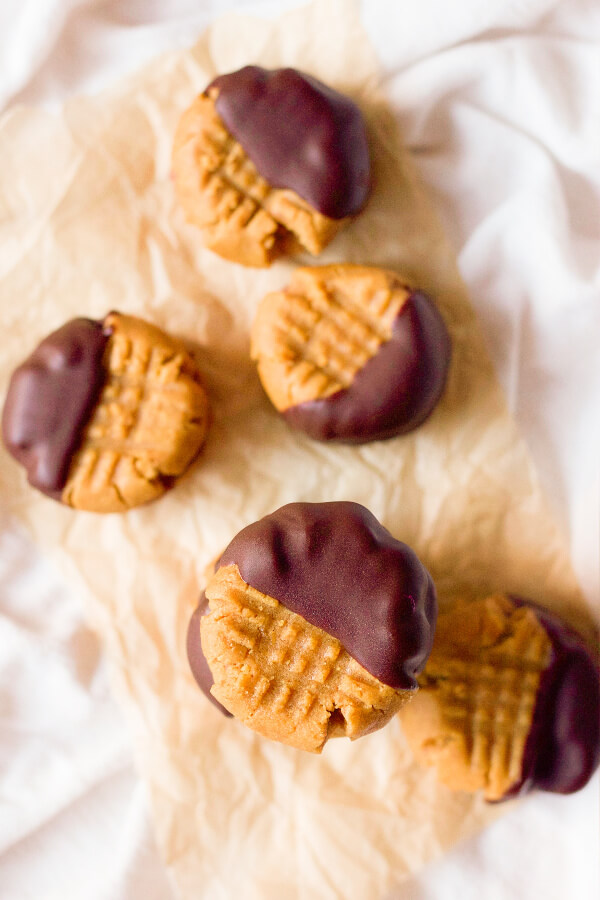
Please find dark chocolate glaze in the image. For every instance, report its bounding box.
[503,598,599,799]
[186,596,232,717]
[210,66,370,220]
[282,291,451,444]
[1,318,110,498]
[218,501,437,690]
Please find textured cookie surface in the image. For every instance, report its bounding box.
[172,92,344,267]
[190,501,437,750]
[3,313,209,511]
[251,265,451,442]
[62,313,209,512]
[217,501,437,690]
[400,595,600,800]
[201,564,410,753]
[400,595,552,801]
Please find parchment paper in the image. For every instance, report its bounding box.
[0,1,594,897]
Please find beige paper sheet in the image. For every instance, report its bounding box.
[0,1,593,897]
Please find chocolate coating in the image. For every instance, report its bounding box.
[2,318,109,497]
[210,66,370,220]
[187,596,232,717]
[506,598,600,798]
[218,501,437,690]
[283,291,451,443]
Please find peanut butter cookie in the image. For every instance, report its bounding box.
[187,501,438,752]
[171,66,370,267]
[2,312,209,512]
[399,595,600,800]
[250,265,451,442]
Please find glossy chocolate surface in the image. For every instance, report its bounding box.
[210,66,370,219]
[507,598,600,797]
[283,291,451,443]
[219,501,437,690]
[187,597,232,717]
[2,318,109,497]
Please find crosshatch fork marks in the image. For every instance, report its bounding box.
[401,596,554,801]
[423,633,549,794]
[62,314,208,511]
[172,93,343,266]
[251,266,412,409]
[202,563,409,752]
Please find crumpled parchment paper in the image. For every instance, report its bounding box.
[0,1,592,897]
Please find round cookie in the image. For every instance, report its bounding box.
[399,594,600,801]
[172,66,370,267]
[187,501,438,753]
[250,265,451,443]
[2,312,209,512]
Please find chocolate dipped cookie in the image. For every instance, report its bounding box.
[187,501,437,752]
[2,313,209,512]
[399,594,600,800]
[172,66,370,267]
[251,265,451,442]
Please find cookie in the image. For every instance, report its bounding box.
[171,66,370,267]
[2,312,209,512]
[250,265,451,442]
[187,501,437,752]
[399,595,600,800]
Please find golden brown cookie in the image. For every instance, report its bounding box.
[187,501,438,753]
[171,66,371,267]
[2,312,209,512]
[201,563,408,752]
[399,595,600,800]
[250,265,451,442]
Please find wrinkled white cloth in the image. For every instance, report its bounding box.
[0,1,598,899]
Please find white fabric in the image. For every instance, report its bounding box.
[0,1,598,898]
